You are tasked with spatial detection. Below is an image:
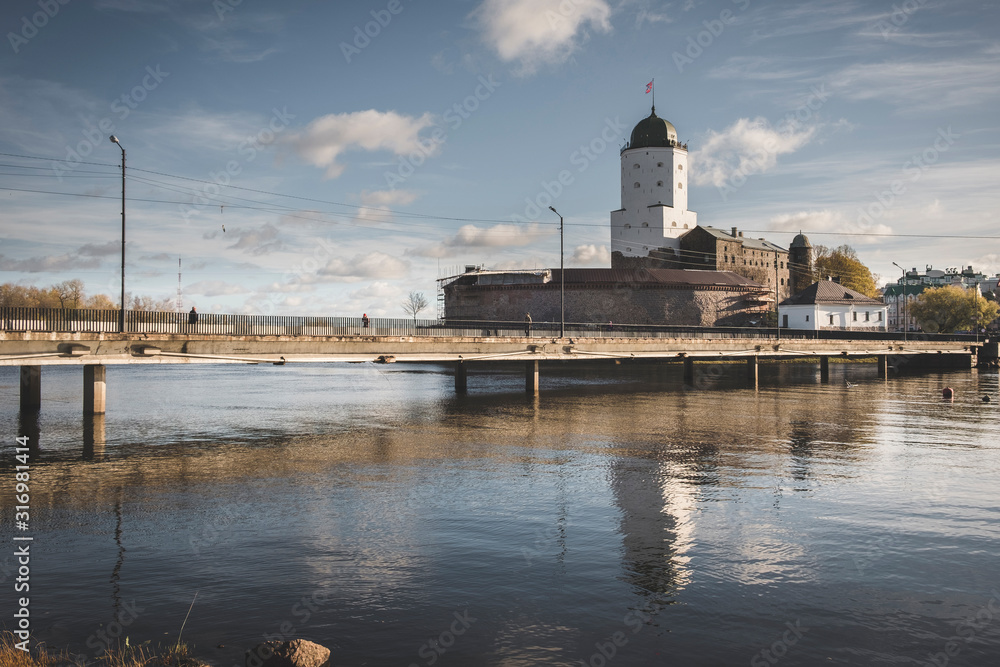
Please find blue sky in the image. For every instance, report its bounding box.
[1,0,998,317]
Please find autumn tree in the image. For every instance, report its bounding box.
[811,245,879,298]
[909,285,1000,333]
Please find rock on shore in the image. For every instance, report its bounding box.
[245,639,331,667]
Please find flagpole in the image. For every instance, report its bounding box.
[651,78,654,110]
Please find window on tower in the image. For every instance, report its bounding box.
[678,164,683,170]
[657,181,663,187]
[634,182,640,188]
[657,162,664,167]
[677,183,683,189]
[633,164,640,169]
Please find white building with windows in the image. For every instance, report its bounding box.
[610,106,697,262]
[779,279,887,331]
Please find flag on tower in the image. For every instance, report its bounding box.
[645,80,653,94]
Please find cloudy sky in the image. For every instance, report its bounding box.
[1,0,998,316]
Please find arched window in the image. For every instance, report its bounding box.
[633,164,640,169]
[677,183,683,189]
[677,164,683,170]
[624,224,631,229]
[634,182,640,188]
[657,162,664,167]
[683,224,689,229]
[671,222,677,227]
[641,222,649,227]
[657,181,663,187]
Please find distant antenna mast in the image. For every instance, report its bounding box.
[176,257,182,312]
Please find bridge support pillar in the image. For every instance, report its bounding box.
[84,364,107,415]
[877,355,889,379]
[454,362,467,394]
[683,357,694,386]
[83,414,106,459]
[20,365,40,412]
[525,360,539,395]
[820,356,830,383]
[746,356,759,389]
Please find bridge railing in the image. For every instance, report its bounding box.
[0,306,982,343]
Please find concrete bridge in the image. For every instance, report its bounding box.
[3,308,985,416]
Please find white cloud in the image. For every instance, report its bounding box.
[572,244,611,265]
[186,280,251,297]
[318,251,410,282]
[691,117,816,187]
[0,253,101,273]
[768,209,893,238]
[474,0,612,74]
[410,223,552,258]
[356,189,420,223]
[286,110,437,179]
[349,282,400,300]
[828,54,1000,112]
[223,223,284,255]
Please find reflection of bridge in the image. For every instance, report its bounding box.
[2,307,984,415]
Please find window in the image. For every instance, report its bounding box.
[852,312,858,321]
[683,224,689,229]
[865,312,870,321]
[780,278,785,285]
[624,224,631,229]
[806,315,810,322]
[829,314,834,325]
[657,162,664,167]
[678,164,683,170]
[633,164,640,169]
[671,222,677,227]
[641,222,648,227]
[780,262,784,269]
[657,181,663,187]
[626,247,632,252]
[634,182,640,188]
[877,312,883,321]
[677,183,683,189]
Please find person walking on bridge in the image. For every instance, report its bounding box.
[188,307,198,331]
[524,312,532,337]
[362,313,370,329]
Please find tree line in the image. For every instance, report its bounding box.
[0,280,174,311]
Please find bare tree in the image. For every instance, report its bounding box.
[402,291,429,323]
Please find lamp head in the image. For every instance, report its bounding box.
[548,206,557,213]
[109,135,119,144]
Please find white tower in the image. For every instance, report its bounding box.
[611,106,697,265]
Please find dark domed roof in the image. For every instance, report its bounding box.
[790,232,812,249]
[627,106,679,150]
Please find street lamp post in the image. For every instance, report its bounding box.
[110,135,126,333]
[548,206,565,338]
[892,262,906,343]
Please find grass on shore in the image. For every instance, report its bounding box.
[0,633,201,667]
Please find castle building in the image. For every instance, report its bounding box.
[610,106,697,266]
